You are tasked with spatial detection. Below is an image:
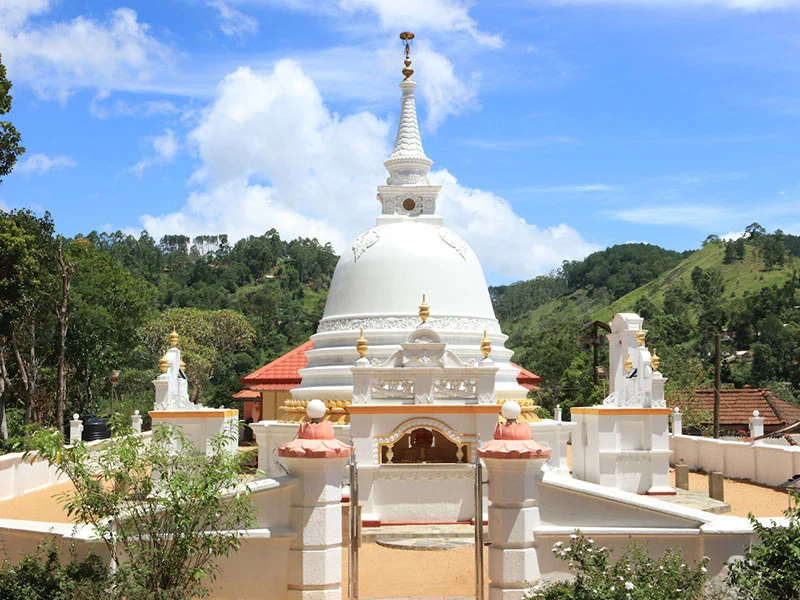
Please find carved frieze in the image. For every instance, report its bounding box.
[434,379,478,398]
[371,379,415,399]
[317,315,502,334]
[437,227,468,261]
[352,228,381,262]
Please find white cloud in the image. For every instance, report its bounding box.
[16,153,77,175]
[128,129,178,177]
[0,6,174,101]
[547,0,800,10]
[208,1,259,37]
[720,230,745,241]
[516,184,616,193]
[141,60,596,282]
[89,90,180,119]
[609,205,727,226]
[263,0,502,47]
[465,136,577,150]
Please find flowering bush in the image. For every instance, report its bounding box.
[525,532,708,600]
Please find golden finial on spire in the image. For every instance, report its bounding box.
[159,353,169,374]
[624,353,633,373]
[180,358,186,371]
[636,329,646,346]
[356,328,368,358]
[651,348,661,372]
[418,293,430,324]
[169,328,179,347]
[480,330,492,359]
[400,31,415,80]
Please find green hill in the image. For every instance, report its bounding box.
[491,230,800,415]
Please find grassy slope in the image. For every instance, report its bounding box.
[594,243,799,322]
[502,243,799,346]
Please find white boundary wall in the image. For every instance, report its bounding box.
[670,434,800,486]
[0,432,152,502]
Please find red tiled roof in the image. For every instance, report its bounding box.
[239,340,313,387]
[232,389,260,399]
[512,362,542,390]
[670,389,800,428]
[238,340,543,394]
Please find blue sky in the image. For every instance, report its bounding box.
[2,0,800,284]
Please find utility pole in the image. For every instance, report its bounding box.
[713,333,721,439]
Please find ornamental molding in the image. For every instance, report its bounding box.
[437,227,468,261]
[317,315,502,334]
[374,467,474,481]
[434,379,477,399]
[352,228,381,262]
[371,379,414,399]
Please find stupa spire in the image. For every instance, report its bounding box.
[384,32,433,186]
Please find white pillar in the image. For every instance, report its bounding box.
[69,414,83,445]
[484,456,549,600]
[750,410,765,443]
[480,402,551,600]
[672,407,683,436]
[279,402,352,600]
[282,455,349,600]
[554,405,562,422]
[131,409,142,434]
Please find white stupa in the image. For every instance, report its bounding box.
[292,35,528,405]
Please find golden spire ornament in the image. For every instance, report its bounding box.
[651,348,661,372]
[480,330,492,359]
[169,328,179,347]
[159,353,169,374]
[356,328,368,358]
[400,31,415,80]
[624,353,633,373]
[636,329,646,346]
[418,294,430,324]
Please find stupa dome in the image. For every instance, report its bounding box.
[322,221,496,326]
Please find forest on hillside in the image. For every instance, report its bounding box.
[491,227,800,426]
[0,208,338,447]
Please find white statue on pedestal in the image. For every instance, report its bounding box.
[153,330,197,412]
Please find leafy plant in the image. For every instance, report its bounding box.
[25,423,256,599]
[526,531,708,600]
[0,539,108,600]
[725,493,800,599]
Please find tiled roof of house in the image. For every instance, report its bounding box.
[671,388,800,428]
[237,340,542,394]
[232,389,260,399]
[239,340,313,388]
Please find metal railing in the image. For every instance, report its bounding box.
[348,452,359,600]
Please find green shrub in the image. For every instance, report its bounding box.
[526,531,708,600]
[725,494,800,599]
[0,540,108,599]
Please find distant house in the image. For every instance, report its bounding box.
[670,388,800,436]
[235,340,542,422]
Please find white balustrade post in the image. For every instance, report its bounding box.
[480,402,551,600]
[69,414,83,445]
[554,404,562,422]
[131,409,142,434]
[672,407,683,436]
[279,400,352,600]
[750,410,765,443]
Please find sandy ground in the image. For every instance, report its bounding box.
[344,543,486,599]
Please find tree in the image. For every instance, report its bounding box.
[0,53,25,183]
[138,308,255,403]
[66,237,154,414]
[27,424,255,599]
[0,209,58,430]
[54,237,75,430]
